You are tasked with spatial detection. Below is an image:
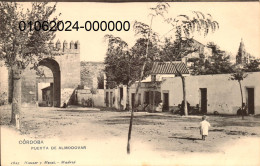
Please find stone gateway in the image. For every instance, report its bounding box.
[8,40,80,107]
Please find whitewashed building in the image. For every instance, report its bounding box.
[128,62,260,115]
[105,61,259,115]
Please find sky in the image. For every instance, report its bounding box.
[21,2,260,62]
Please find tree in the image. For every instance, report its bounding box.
[126,3,167,154]
[104,33,158,111]
[206,43,233,73]
[245,60,260,72]
[104,35,134,110]
[230,67,248,120]
[190,43,233,75]
[162,36,196,116]
[161,11,219,116]
[189,54,208,75]
[130,36,160,112]
[104,23,161,153]
[104,2,220,153]
[0,2,59,128]
[80,61,90,87]
[125,2,220,153]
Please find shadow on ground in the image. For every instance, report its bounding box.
[168,136,201,141]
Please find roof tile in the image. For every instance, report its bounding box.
[151,62,189,74]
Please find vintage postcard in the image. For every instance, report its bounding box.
[0,0,260,166]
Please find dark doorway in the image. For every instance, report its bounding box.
[109,92,113,107]
[200,88,207,114]
[120,87,123,101]
[106,92,109,107]
[154,91,161,106]
[144,91,149,104]
[247,88,255,114]
[39,58,61,107]
[138,93,141,106]
[131,93,135,108]
[119,87,124,110]
[163,93,169,111]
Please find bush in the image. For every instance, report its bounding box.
[81,98,94,107]
[0,92,8,106]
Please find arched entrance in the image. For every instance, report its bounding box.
[38,58,61,107]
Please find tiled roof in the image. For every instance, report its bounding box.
[151,62,189,74]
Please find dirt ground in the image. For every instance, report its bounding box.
[1,105,260,166]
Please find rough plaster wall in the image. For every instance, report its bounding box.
[59,53,80,106]
[241,72,260,113]
[92,90,105,107]
[103,86,127,109]
[60,53,80,89]
[114,88,119,109]
[162,72,260,114]
[123,86,127,110]
[80,61,104,88]
[195,75,238,114]
[162,77,183,108]
[61,88,75,105]
[129,83,160,109]
[104,89,115,107]
[21,67,37,104]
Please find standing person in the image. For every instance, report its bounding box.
[242,103,247,115]
[200,115,211,140]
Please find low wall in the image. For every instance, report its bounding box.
[76,89,104,107]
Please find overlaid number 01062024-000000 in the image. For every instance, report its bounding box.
[18,20,131,32]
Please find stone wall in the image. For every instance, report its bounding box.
[5,59,105,107]
[80,61,104,89]
[104,85,127,110]
[76,89,105,107]
[12,40,81,107]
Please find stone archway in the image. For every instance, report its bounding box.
[39,58,61,107]
[12,40,80,107]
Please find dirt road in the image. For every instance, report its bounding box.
[1,105,260,166]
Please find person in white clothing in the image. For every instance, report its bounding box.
[200,115,211,140]
[156,100,163,112]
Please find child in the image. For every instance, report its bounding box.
[200,115,211,141]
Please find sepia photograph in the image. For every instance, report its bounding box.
[0,1,260,166]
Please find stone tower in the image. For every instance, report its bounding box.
[236,38,249,65]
